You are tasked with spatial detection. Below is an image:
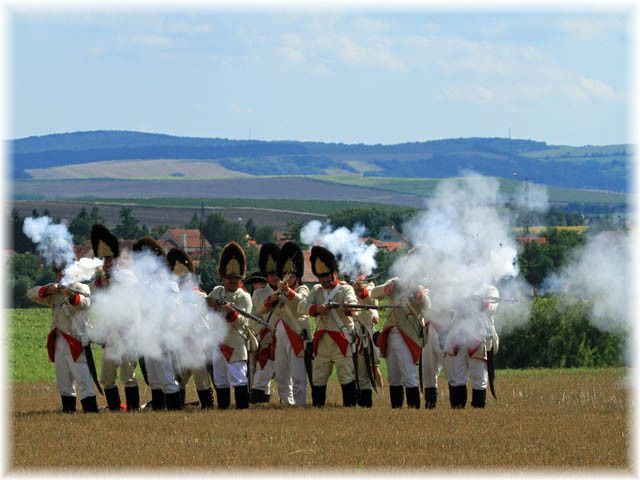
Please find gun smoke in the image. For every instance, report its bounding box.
[88,251,227,370]
[393,174,536,334]
[22,216,75,270]
[300,220,378,278]
[543,231,630,333]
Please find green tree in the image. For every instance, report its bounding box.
[202,212,246,246]
[245,218,257,239]
[10,253,55,307]
[149,224,171,239]
[254,225,276,244]
[69,206,105,243]
[113,207,143,240]
[184,212,200,230]
[11,209,35,253]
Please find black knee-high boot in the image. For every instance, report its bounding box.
[151,389,165,410]
[234,385,250,409]
[61,395,76,413]
[341,382,357,407]
[312,385,327,407]
[81,395,99,413]
[424,387,438,409]
[104,386,121,411]
[165,391,183,411]
[406,387,420,409]
[178,388,186,407]
[357,389,373,408]
[216,387,231,410]
[389,385,404,409]
[125,385,140,411]
[449,384,467,409]
[197,388,214,409]
[471,388,486,408]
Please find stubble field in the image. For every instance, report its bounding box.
[9,369,630,472]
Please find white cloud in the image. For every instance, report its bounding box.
[118,34,174,49]
[229,103,252,115]
[555,16,628,41]
[441,84,495,104]
[565,75,622,103]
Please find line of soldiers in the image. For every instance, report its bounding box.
[27,224,500,413]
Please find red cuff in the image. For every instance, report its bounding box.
[286,288,296,300]
[384,283,395,296]
[357,288,369,299]
[38,286,49,298]
[69,294,81,306]
[309,305,318,317]
[225,311,239,322]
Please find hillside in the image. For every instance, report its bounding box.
[11,130,632,192]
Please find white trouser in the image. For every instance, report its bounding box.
[55,335,95,400]
[386,328,419,388]
[443,349,487,389]
[213,355,248,388]
[422,324,444,389]
[146,355,179,394]
[312,334,355,386]
[100,344,137,389]
[252,358,274,394]
[274,322,307,405]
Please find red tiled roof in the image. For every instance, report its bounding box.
[161,229,212,250]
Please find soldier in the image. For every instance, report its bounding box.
[371,277,430,409]
[206,241,253,410]
[131,236,182,411]
[26,266,97,413]
[272,241,310,406]
[167,248,214,409]
[249,243,280,403]
[442,284,499,409]
[90,224,140,412]
[298,246,358,408]
[350,274,381,408]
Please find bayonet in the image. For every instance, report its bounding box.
[326,301,403,311]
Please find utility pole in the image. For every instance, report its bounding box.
[199,201,205,260]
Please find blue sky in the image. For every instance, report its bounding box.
[9,9,632,146]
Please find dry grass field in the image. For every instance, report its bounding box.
[9,369,630,473]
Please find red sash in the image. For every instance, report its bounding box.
[375,326,422,363]
[219,344,234,362]
[46,328,83,363]
[283,321,305,356]
[313,329,349,357]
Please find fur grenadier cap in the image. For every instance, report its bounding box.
[310,245,338,277]
[277,241,304,279]
[91,224,120,259]
[132,236,165,258]
[167,248,194,276]
[258,243,280,276]
[218,241,246,279]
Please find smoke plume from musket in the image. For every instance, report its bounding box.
[88,250,226,369]
[393,174,540,333]
[300,220,378,278]
[543,230,630,333]
[22,216,75,269]
[61,257,104,286]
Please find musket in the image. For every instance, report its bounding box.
[469,295,532,304]
[326,302,404,311]
[217,295,275,332]
[303,341,314,386]
[84,343,103,396]
[350,328,360,400]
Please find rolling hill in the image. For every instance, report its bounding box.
[10,130,632,193]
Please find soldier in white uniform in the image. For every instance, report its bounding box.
[270,241,310,406]
[371,278,431,409]
[90,224,140,411]
[206,241,253,409]
[131,237,182,411]
[27,268,97,413]
[443,284,499,409]
[298,246,358,407]
[167,248,214,409]
[249,243,280,403]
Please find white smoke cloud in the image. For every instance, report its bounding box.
[88,250,227,371]
[543,231,630,333]
[301,220,378,278]
[61,257,104,286]
[22,216,75,269]
[510,179,549,212]
[393,174,533,334]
